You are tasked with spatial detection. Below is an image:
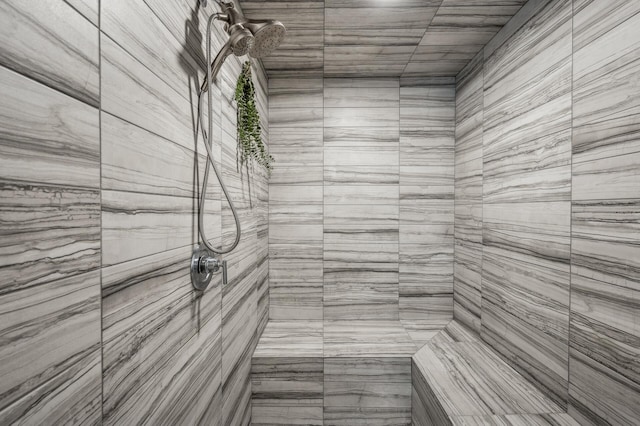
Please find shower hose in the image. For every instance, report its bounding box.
[195,13,241,255]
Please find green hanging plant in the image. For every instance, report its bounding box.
[234,61,273,174]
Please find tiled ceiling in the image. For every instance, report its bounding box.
[238,0,527,78]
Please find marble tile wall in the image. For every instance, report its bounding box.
[453,0,640,423]
[268,77,324,320]
[482,0,573,408]
[323,78,401,321]
[453,52,483,333]
[0,1,102,423]
[1,0,269,424]
[268,77,454,324]
[399,81,455,328]
[569,0,640,423]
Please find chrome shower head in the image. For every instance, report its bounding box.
[200,2,286,93]
[243,19,286,58]
[218,2,286,58]
[227,23,254,56]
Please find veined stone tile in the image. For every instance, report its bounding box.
[324,85,399,108]
[0,67,100,190]
[400,128,454,166]
[323,126,399,147]
[399,199,453,225]
[252,321,323,425]
[101,112,219,200]
[270,242,323,321]
[269,78,324,109]
[0,183,100,293]
[325,145,399,167]
[325,7,439,32]
[270,145,323,166]
[101,35,201,149]
[324,78,401,89]
[324,204,397,225]
[324,107,399,128]
[270,165,324,186]
[324,281,399,321]
[0,270,101,424]
[568,3,640,421]
[572,152,640,201]
[400,164,454,189]
[324,224,398,244]
[269,203,323,226]
[324,166,399,186]
[324,242,398,279]
[101,190,221,266]
[324,28,425,47]
[102,246,221,425]
[240,2,324,31]
[324,321,416,358]
[270,185,323,208]
[450,413,579,426]
[400,86,455,129]
[0,0,99,106]
[568,200,640,424]
[252,405,323,426]
[270,107,323,128]
[269,127,324,148]
[412,340,563,417]
[324,185,398,205]
[324,367,410,413]
[101,0,204,99]
[253,321,323,358]
[269,224,324,245]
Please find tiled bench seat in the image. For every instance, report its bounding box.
[251,319,579,425]
[411,321,580,426]
[251,320,421,425]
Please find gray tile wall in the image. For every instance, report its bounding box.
[569,0,640,423]
[268,77,455,324]
[0,1,269,424]
[400,81,455,327]
[0,1,102,423]
[324,78,401,321]
[453,0,640,423]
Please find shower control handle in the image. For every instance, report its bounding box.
[191,246,228,290]
[221,260,228,285]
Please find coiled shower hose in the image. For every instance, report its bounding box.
[196,13,241,255]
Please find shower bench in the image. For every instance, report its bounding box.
[250,320,579,425]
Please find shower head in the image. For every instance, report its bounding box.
[218,2,286,58]
[243,20,286,58]
[200,2,286,92]
[227,24,254,56]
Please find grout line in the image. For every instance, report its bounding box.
[480,45,486,336]
[98,0,104,422]
[567,0,574,412]
[398,79,401,322]
[321,5,325,422]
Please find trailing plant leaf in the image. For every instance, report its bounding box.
[235,61,273,174]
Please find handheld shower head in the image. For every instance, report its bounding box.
[227,24,254,56]
[200,2,286,92]
[217,1,286,58]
